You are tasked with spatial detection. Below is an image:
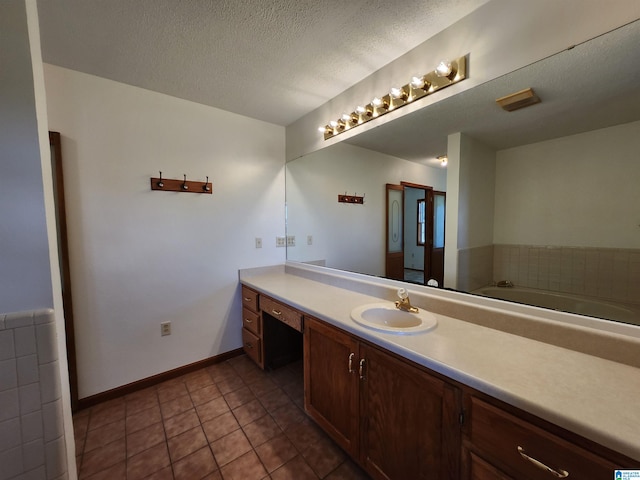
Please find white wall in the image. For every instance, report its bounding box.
[286,142,446,277]
[286,0,640,161]
[494,120,640,248]
[0,0,53,312]
[458,135,496,249]
[444,134,461,289]
[44,65,286,398]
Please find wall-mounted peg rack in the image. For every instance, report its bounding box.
[338,193,364,204]
[150,173,212,194]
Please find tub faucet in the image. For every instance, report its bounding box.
[496,280,514,288]
[395,288,419,313]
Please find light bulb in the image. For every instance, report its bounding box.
[318,126,327,132]
[355,106,366,114]
[435,61,453,78]
[390,87,406,99]
[341,113,352,122]
[410,76,424,88]
[329,120,339,128]
[372,97,383,106]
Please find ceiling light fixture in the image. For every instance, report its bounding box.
[438,155,448,167]
[320,55,467,140]
[495,87,541,112]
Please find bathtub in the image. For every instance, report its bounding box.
[472,286,640,326]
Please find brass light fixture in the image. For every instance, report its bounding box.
[319,55,468,140]
[437,155,448,167]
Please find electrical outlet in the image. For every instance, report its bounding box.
[160,321,171,336]
[307,235,313,245]
[276,236,286,247]
[255,237,262,248]
[286,235,295,246]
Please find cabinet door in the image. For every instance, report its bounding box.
[304,317,359,456]
[359,344,461,480]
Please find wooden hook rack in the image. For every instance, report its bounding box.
[338,193,364,204]
[150,172,212,194]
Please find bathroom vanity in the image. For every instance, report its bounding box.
[240,263,640,479]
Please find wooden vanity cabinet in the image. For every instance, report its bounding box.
[242,286,303,370]
[462,395,631,480]
[242,284,637,477]
[304,316,461,480]
[241,286,263,368]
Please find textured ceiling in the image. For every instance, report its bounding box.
[36,0,489,126]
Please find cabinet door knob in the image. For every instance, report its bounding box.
[348,352,355,373]
[517,446,568,478]
[359,359,366,380]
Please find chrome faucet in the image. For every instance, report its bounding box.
[495,280,514,288]
[395,288,419,313]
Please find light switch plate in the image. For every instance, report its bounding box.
[287,235,295,246]
[276,237,286,247]
[160,321,171,336]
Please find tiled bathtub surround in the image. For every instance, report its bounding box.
[456,244,494,292]
[493,244,640,306]
[0,309,68,480]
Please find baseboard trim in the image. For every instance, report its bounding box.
[75,348,244,412]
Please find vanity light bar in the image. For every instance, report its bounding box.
[319,55,467,140]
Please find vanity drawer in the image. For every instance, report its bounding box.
[242,328,262,367]
[261,296,303,332]
[242,286,260,313]
[469,397,616,480]
[242,307,261,336]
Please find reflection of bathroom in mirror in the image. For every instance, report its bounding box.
[285,19,640,326]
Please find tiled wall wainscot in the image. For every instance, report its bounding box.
[0,309,68,480]
[493,245,640,305]
[457,244,494,292]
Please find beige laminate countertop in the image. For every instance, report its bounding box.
[240,265,640,462]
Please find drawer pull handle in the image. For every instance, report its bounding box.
[245,342,253,349]
[244,297,252,302]
[348,353,355,373]
[359,359,366,380]
[245,317,253,323]
[272,309,282,316]
[517,446,569,478]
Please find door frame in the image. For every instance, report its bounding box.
[386,181,445,286]
[50,132,79,411]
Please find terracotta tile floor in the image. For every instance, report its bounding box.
[73,355,371,480]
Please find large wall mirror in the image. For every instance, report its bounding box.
[286,20,640,327]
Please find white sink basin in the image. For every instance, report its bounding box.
[350,303,438,334]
